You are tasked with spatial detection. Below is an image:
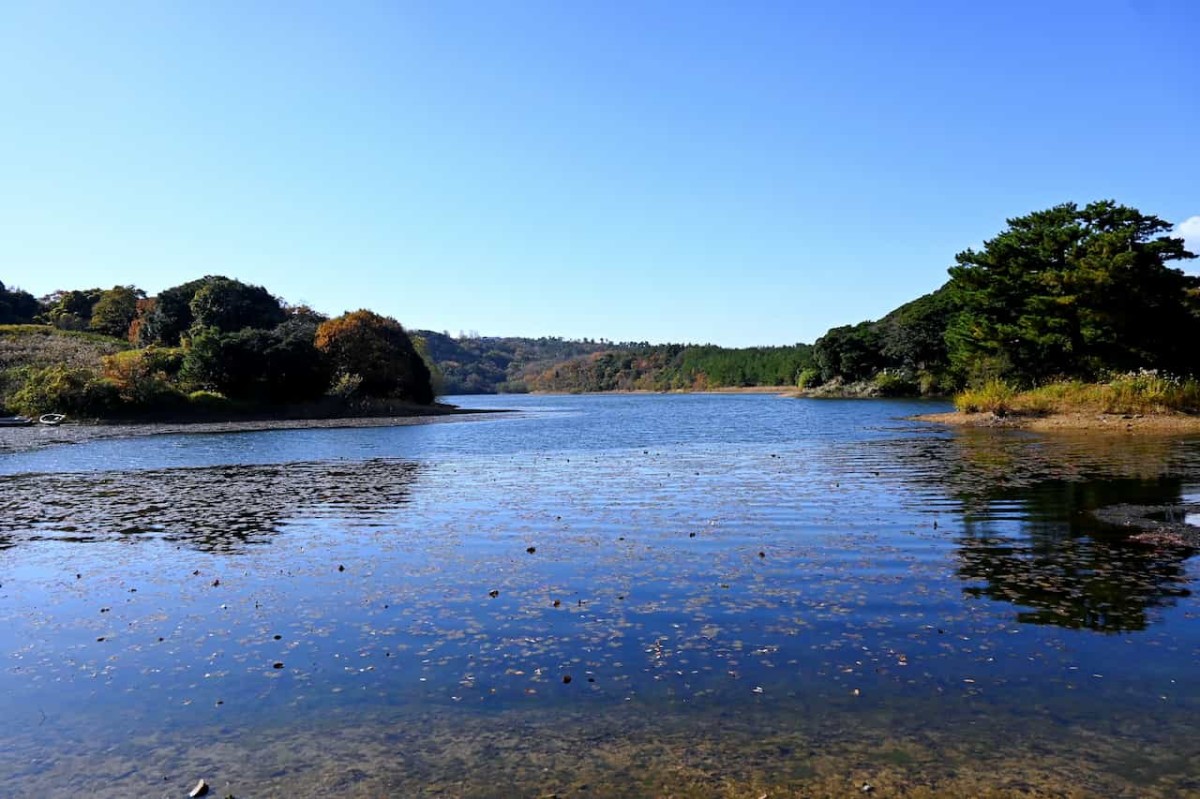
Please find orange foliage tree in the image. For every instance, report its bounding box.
[314,310,433,403]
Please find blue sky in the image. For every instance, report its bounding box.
[2,1,1197,346]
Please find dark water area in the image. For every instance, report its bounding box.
[1,394,1199,797]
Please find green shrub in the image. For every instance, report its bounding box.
[330,372,363,399]
[917,371,954,396]
[187,389,230,408]
[6,364,120,417]
[795,367,821,389]
[872,369,918,397]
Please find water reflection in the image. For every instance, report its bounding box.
[956,480,1193,632]
[0,458,420,553]
[896,429,1199,632]
[1,399,1199,797]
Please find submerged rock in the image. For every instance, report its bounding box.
[1091,503,1200,547]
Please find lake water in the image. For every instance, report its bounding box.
[1,394,1199,798]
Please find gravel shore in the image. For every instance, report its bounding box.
[0,406,509,454]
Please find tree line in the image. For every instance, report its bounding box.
[5,199,1194,412]
[0,275,432,417]
[523,344,814,393]
[808,200,1199,393]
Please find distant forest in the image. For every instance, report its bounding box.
[416,331,813,394]
[3,199,1196,415]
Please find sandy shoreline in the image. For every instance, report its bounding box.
[914,410,1200,433]
[0,406,511,454]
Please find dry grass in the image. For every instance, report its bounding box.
[0,324,128,371]
[955,373,1200,417]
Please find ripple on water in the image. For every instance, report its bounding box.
[1,395,1199,797]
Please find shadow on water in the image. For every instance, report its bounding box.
[0,458,421,553]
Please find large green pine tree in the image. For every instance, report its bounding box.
[946,200,1199,384]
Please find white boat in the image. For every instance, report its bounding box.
[39,413,67,426]
[0,416,33,427]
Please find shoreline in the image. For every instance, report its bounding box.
[517,386,797,396]
[0,405,511,454]
[914,409,1200,433]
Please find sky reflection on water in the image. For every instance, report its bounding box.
[1,395,1198,797]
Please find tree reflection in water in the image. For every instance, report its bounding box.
[0,458,421,553]
[921,429,1198,632]
[957,479,1193,631]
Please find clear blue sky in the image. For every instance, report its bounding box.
[2,1,1197,346]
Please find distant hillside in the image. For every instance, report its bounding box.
[524,344,813,393]
[413,332,618,394]
[414,331,814,394]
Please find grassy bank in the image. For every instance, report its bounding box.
[954,374,1200,417]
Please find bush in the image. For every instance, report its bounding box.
[954,379,1017,414]
[872,369,918,397]
[187,389,230,408]
[181,325,330,403]
[917,371,954,396]
[329,372,363,399]
[101,347,185,405]
[6,364,120,417]
[795,367,821,389]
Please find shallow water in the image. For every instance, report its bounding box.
[1,394,1199,798]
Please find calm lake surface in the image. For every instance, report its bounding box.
[1,394,1199,798]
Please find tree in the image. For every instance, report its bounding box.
[812,321,884,383]
[39,288,102,330]
[876,285,959,374]
[314,310,433,403]
[189,277,286,334]
[100,347,183,405]
[0,280,39,324]
[181,323,330,403]
[947,201,1199,384]
[135,277,218,346]
[90,285,143,339]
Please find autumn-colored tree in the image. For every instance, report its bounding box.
[101,347,183,405]
[314,310,433,403]
[127,297,157,345]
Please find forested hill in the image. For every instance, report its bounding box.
[524,344,813,392]
[806,200,1200,395]
[412,332,613,394]
[414,331,814,394]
